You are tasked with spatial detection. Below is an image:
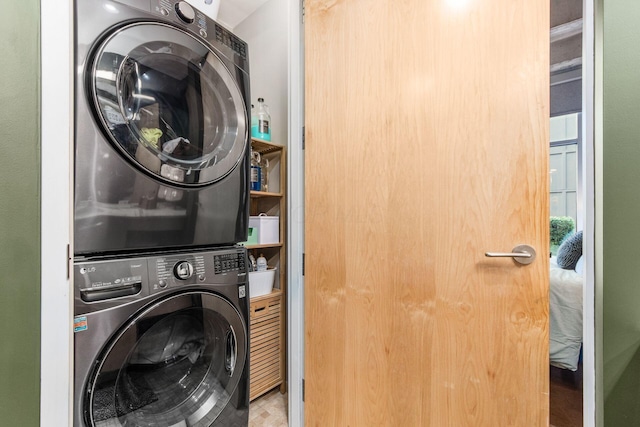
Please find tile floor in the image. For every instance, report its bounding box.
[249,389,288,427]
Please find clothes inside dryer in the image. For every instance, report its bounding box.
[91,26,247,186]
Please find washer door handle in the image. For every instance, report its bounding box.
[80,282,142,302]
[225,330,236,376]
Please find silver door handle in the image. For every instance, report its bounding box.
[485,244,536,265]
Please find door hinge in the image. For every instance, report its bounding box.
[302,126,305,150]
[302,253,305,276]
[302,378,305,401]
[301,0,305,23]
[66,244,70,280]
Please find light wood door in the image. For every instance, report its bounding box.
[304,0,550,425]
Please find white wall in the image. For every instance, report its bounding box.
[233,0,289,146]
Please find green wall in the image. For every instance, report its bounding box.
[602,1,640,425]
[0,1,41,425]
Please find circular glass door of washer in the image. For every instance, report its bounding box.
[86,292,247,427]
[91,22,247,186]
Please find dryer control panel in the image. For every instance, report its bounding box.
[112,0,249,60]
[150,0,248,59]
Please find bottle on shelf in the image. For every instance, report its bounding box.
[250,150,262,191]
[256,253,267,271]
[259,157,269,192]
[254,97,271,141]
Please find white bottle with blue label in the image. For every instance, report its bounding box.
[256,254,267,271]
[253,98,271,141]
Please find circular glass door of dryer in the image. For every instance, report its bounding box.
[86,292,247,427]
[91,23,247,186]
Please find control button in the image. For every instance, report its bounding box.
[174,261,194,280]
[160,7,169,16]
[159,279,167,288]
[198,274,205,281]
[175,1,195,23]
[199,28,207,38]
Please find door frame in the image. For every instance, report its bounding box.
[286,0,305,425]
[40,0,73,425]
[586,0,604,424]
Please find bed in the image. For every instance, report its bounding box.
[549,256,584,371]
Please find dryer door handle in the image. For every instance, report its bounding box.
[114,56,140,123]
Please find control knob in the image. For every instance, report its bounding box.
[175,1,195,23]
[174,261,194,280]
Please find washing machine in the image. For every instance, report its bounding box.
[73,246,250,426]
[74,0,251,256]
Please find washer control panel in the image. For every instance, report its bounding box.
[147,247,247,293]
[173,260,195,280]
[213,252,246,274]
[74,247,248,310]
[152,254,207,291]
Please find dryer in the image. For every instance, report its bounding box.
[74,0,251,256]
[73,246,250,426]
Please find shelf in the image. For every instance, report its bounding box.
[251,138,285,154]
[248,137,286,401]
[244,242,283,250]
[250,190,283,198]
[250,289,283,302]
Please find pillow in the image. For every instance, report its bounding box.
[574,255,585,276]
[556,231,583,270]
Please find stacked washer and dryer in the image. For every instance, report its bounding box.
[72,1,252,425]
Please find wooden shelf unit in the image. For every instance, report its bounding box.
[249,290,284,400]
[250,190,284,198]
[248,138,286,401]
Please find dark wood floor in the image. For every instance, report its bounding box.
[550,365,583,427]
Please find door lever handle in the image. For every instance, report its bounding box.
[485,244,536,265]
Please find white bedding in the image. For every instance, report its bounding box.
[549,257,583,371]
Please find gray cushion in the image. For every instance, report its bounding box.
[556,231,583,270]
